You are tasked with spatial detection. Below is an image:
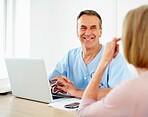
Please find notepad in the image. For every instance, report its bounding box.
[48,98,81,112]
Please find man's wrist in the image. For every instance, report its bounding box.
[69,89,83,98]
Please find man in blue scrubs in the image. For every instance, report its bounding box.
[49,10,134,98]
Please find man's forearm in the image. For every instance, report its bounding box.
[72,88,111,99]
[69,89,84,98]
[71,88,111,99]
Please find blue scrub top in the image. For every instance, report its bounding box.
[48,46,134,90]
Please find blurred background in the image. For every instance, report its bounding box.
[0,0,147,92]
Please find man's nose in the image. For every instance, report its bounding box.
[85,29,91,35]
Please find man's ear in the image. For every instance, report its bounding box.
[76,29,79,37]
[99,29,102,37]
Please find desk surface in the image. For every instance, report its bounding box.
[0,94,77,117]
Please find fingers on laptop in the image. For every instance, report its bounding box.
[52,85,67,94]
[51,76,74,94]
[51,76,74,86]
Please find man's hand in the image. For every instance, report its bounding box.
[51,76,74,94]
[64,82,79,97]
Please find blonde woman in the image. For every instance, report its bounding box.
[78,5,148,117]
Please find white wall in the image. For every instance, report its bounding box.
[2,0,147,79]
[30,0,117,73]
[117,0,148,54]
[11,0,148,74]
[117,0,148,37]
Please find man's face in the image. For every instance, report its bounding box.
[77,15,102,49]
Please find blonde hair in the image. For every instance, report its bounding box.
[122,5,148,68]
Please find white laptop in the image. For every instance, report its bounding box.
[5,58,54,103]
[5,58,80,111]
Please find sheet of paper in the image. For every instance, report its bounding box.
[48,98,81,112]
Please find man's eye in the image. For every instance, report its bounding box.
[81,27,86,30]
[91,27,97,30]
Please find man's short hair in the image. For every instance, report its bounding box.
[77,10,102,29]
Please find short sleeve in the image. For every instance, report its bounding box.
[48,52,68,80]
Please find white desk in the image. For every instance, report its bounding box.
[0,94,77,117]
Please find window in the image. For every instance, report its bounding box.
[0,0,30,79]
[0,0,30,93]
[0,0,8,79]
